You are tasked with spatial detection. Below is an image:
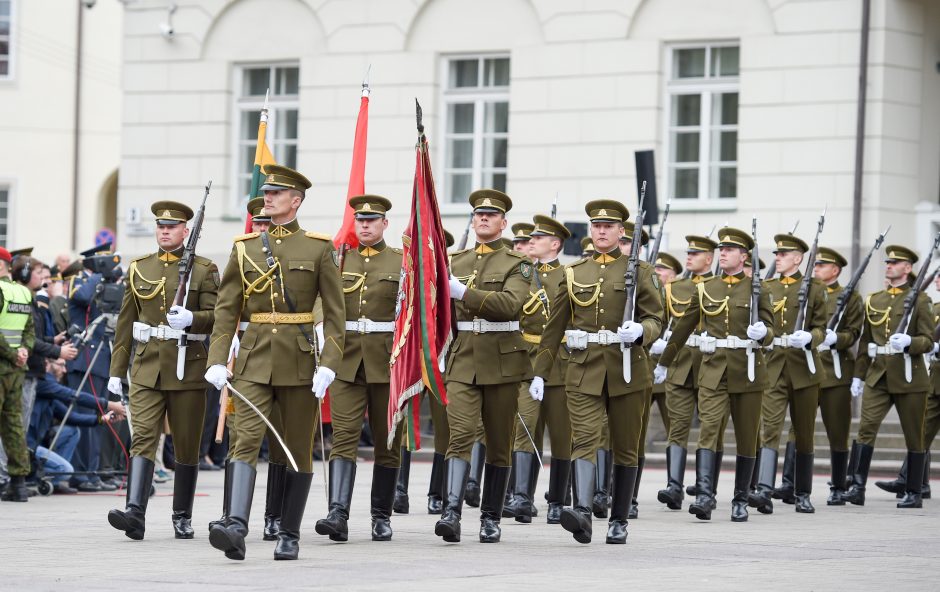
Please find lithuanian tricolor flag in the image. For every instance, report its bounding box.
[246,90,277,232]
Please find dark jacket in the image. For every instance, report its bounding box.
[28,372,104,450]
[26,293,65,379]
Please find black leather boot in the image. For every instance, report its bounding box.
[435,458,470,542]
[897,451,926,509]
[689,449,717,521]
[561,458,595,544]
[875,456,908,497]
[628,457,644,519]
[394,448,410,514]
[371,464,398,541]
[592,448,611,518]
[263,463,286,540]
[273,470,313,560]
[503,452,536,523]
[923,451,932,499]
[606,464,638,544]
[772,441,796,504]
[546,458,570,524]
[827,449,849,506]
[658,445,686,510]
[209,461,256,560]
[465,442,485,508]
[171,462,198,539]
[731,456,755,522]
[748,447,761,493]
[842,443,874,506]
[794,452,815,513]
[713,450,724,497]
[427,452,445,514]
[479,464,511,542]
[1,475,28,502]
[747,447,777,514]
[846,439,860,489]
[208,459,231,533]
[315,459,356,542]
[108,456,154,540]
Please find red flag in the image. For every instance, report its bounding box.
[333,92,369,253]
[388,105,452,450]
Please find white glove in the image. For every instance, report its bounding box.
[448,275,467,300]
[166,305,193,330]
[788,330,813,349]
[227,334,240,363]
[653,364,667,384]
[618,321,644,344]
[649,338,667,356]
[933,342,940,355]
[107,377,123,396]
[315,322,325,355]
[850,377,864,398]
[746,323,767,341]
[823,329,838,347]
[889,332,912,352]
[312,366,336,399]
[529,376,544,401]
[205,364,230,390]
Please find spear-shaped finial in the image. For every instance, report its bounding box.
[260,88,270,123]
[362,64,372,98]
[415,98,424,135]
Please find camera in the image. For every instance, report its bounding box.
[83,253,123,282]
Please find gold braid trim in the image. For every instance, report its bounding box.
[865,294,891,327]
[697,282,729,317]
[453,270,477,289]
[665,282,691,319]
[127,261,168,314]
[342,272,366,294]
[566,267,601,307]
[522,289,546,315]
[235,241,279,304]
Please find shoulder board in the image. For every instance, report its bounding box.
[506,250,527,260]
[194,255,212,266]
[450,247,472,257]
[569,257,589,268]
[305,231,332,241]
[131,253,151,263]
[390,247,403,255]
[638,260,653,270]
[234,232,260,242]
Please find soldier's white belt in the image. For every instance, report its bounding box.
[868,343,901,357]
[698,335,754,353]
[456,320,520,333]
[685,335,702,348]
[345,319,395,333]
[772,336,789,347]
[565,330,623,350]
[132,322,206,343]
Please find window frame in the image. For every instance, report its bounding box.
[230,62,300,216]
[0,179,16,247]
[437,53,510,211]
[0,0,16,81]
[663,41,740,211]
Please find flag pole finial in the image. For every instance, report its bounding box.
[415,99,424,135]
[263,88,270,112]
[362,64,372,98]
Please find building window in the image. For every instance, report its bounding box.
[666,44,739,202]
[441,55,510,203]
[234,64,299,205]
[0,0,12,79]
[0,186,9,246]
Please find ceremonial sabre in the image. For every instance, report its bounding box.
[517,413,543,467]
[224,380,298,472]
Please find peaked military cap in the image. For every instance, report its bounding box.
[80,242,112,257]
[443,229,455,248]
[469,189,512,213]
[151,201,194,226]
[621,221,650,246]
[530,215,572,240]
[815,246,847,268]
[349,195,392,219]
[745,253,766,270]
[654,252,683,275]
[511,222,534,241]
[585,199,628,223]
[580,237,595,255]
[260,164,312,193]
[773,233,810,254]
[61,259,84,279]
[246,197,271,222]
[9,247,33,259]
[884,245,918,264]
[685,235,718,253]
[717,227,754,251]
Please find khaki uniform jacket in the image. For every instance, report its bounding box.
[535,249,664,396]
[818,282,863,389]
[659,272,774,394]
[336,240,401,384]
[520,259,566,386]
[931,302,940,395]
[446,239,533,385]
[206,220,345,386]
[763,272,828,390]
[854,283,933,393]
[110,249,218,390]
[664,273,712,387]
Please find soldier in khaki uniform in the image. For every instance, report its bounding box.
[511,222,534,254]
[749,234,828,515]
[204,165,345,561]
[314,195,404,542]
[503,215,571,525]
[434,190,532,544]
[649,252,681,438]
[655,227,774,522]
[845,245,932,509]
[651,235,717,511]
[107,201,219,540]
[532,200,663,545]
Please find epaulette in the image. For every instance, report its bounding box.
[569,257,589,268]
[390,247,403,255]
[305,231,331,241]
[450,247,472,257]
[234,232,260,242]
[131,253,151,263]
[506,249,528,260]
[194,256,212,266]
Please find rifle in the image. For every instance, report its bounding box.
[551,193,558,220]
[793,209,825,375]
[897,231,940,382]
[824,226,890,379]
[647,199,671,265]
[171,180,211,380]
[747,217,760,382]
[456,211,473,251]
[621,181,647,383]
[764,219,801,281]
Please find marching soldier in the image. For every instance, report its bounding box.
[581,237,595,258]
[511,222,534,255]
[107,201,219,540]
[750,233,827,515]
[532,200,663,544]
[652,235,717,510]
[845,245,932,509]
[503,215,571,525]
[649,252,681,438]
[203,164,345,561]
[435,189,532,544]
[655,227,774,522]
[314,195,404,543]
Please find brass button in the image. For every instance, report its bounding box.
[276,239,282,245]
[542,273,547,278]
[164,263,168,268]
[363,286,368,291]
[600,265,606,269]
[299,266,304,270]
[362,300,367,304]
[599,278,604,283]
[159,306,164,311]
[365,258,370,263]
[600,309,605,313]
[477,255,482,260]
[599,292,604,297]
[273,293,279,299]
[600,325,606,330]
[272,328,278,334]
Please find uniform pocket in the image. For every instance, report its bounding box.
[565,349,588,387]
[498,338,528,377]
[234,330,257,375]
